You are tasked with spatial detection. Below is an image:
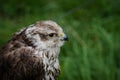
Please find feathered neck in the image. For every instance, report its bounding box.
[33,46,60,80]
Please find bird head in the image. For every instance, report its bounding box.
[25,20,68,49]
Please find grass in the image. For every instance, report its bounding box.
[0,0,120,80]
[58,18,119,80]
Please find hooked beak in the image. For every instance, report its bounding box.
[63,35,68,41]
[59,32,68,41]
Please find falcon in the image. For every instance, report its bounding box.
[0,20,68,80]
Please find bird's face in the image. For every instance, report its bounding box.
[25,20,68,49]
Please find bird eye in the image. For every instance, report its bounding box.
[49,33,54,37]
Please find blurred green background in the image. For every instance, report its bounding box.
[0,0,120,80]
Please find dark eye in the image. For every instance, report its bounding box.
[49,33,54,37]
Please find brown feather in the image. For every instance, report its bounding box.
[0,29,45,80]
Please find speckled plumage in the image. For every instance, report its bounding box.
[0,20,68,80]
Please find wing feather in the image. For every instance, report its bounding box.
[0,35,45,80]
